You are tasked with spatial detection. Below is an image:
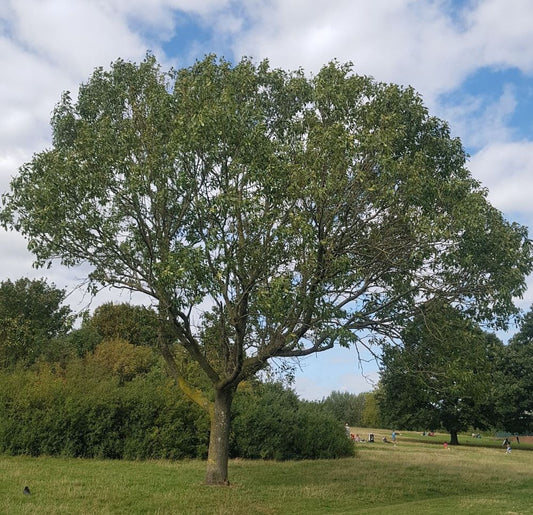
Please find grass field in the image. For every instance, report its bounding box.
[1,429,532,514]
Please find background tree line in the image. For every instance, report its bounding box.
[0,277,530,458]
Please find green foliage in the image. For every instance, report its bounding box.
[318,389,382,429]
[378,302,496,442]
[86,303,159,347]
[62,324,102,357]
[492,307,533,434]
[0,278,73,368]
[0,363,209,460]
[320,390,366,426]
[61,303,159,359]
[88,338,155,383]
[0,365,351,461]
[361,391,382,428]
[231,383,354,460]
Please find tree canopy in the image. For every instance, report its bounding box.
[87,302,159,347]
[378,301,498,444]
[1,54,531,483]
[492,307,533,434]
[0,278,73,368]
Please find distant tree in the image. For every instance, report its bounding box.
[2,55,531,483]
[321,390,367,426]
[88,338,155,383]
[63,324,102,357]
[378,301,496,444]
[361,391,382,428]
[0,278,73,367]
[87,302,159,347]
[493,308,533,434]
[62,303,159,358]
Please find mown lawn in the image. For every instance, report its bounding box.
[1,434,532,514]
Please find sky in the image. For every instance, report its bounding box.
[1,0,533,400]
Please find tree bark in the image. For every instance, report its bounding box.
[449,430,460,445]
[205,387,234,485]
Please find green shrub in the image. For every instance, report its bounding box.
[231,383,354,460]
[0,365,209,460]
[0,367,352,461]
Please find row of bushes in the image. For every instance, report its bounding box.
[0,362,354,461]
[0,364,208,460]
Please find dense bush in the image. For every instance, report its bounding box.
[0,366,353,461]
[0,363,209,460]
[231,383,354,460]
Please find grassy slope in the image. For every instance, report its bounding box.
[1,432,531,514]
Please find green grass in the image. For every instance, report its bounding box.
[356,427,533,450]
[2,433,532,514]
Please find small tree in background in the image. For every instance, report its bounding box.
[0,278,73,368]
[378,301,497,444]
[361,391,382,428]
[320,390,374,427]
[87,302,159,347]
[492,307,533,434]
[89,338,155,383]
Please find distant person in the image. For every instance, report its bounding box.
[369,433,375,443]
[391,430,397,443]
[345,423,351,437]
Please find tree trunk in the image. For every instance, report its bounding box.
[449,430,459,445]
[205,387,234,485]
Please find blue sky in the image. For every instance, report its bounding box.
[1,0,533,399]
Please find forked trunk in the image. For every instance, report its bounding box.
[449,430,459,445]
[205,387,234,485]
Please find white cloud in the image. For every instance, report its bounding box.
[465,0,533,73]
[232,0,468,94]
[228,0,533,111]
[439,83,518,149]
[4,0,148,76]
[468,141,533,215]
[108,0,231,20]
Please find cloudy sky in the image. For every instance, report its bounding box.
[1,0,532,399]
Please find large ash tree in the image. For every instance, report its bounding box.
[1,55,531,484]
